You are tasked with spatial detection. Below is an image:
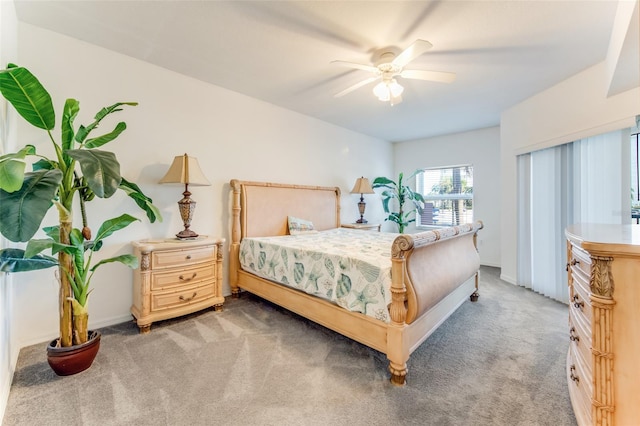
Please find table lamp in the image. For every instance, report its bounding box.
[159,153,211,239]
[350,177,375,223]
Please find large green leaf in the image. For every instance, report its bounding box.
[93,214,139,249]
[84,122,127,149]
[0,145,36,192]
[0,169,62,242]
[24,238,72,258]
[75,102,138,143]
[0,65,55,130]
[90,254,138,272]
[0,248,57,272]
[119,178,162,223]
[61,98,80,154]
[65,149,121,198]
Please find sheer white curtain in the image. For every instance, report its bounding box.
[517,129,630,303]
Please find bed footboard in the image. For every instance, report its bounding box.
[386,221,483,385]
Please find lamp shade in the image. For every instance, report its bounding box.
[159,153,210,186]
[350,177,374,194]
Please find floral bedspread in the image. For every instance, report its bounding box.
[239,228,398,322]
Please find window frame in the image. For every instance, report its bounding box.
[415,164,474,229]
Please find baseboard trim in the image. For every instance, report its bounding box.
[18,314,135,349]
[0,371,9,424]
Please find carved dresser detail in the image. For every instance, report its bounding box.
[565,224,640,426]
[131,236,224,333]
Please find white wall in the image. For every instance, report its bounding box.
[0,0,19,421]
[500,62,640,284]
[9,23,392,350]
[394,126,501,267]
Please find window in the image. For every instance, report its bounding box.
[632,132,639,223]
[416,166,473,227]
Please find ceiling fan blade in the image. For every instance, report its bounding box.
[392,39,433,68]
[400,69,456,83]
[331,60,379,73]
[334,76,379,97]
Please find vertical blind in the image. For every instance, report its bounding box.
[516,129,630,303]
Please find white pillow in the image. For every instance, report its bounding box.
[287,216,318,235]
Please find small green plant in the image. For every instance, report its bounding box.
[0,64,160,347]
[372,171,424,233]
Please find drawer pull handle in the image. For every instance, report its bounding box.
[569,365,580,384]
[179,273,197,282]
[567,259,579,272]
[179,292,197,302]
[186,255,192,260]
[569,327,580,342]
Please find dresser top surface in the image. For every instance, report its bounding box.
[133,235,224,251]
[566,223,640,255]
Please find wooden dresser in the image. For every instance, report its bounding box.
[565,224,640,426]
[131,236,224,333]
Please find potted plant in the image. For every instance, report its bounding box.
[372,171,425,233]
[0,64,160,375]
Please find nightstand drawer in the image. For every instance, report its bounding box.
[151,245,215,269]
[151,283,215,311]
[150,263,215,291]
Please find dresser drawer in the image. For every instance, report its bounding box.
[570,269,592,326]
[151,282,216,311]
[569,315,592,379]
[150,263,215,291]
[568,346,593,426]
[151,245,216,269]
[569,313,592,373]
[570,245,592,278]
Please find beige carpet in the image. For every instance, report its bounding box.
[2,267,576,426]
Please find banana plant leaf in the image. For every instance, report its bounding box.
[74,102,138,144]
[0,248,57,272]
[24,238,72,258]
[93,214,139,249]
[84,122,127,149]
[65,149,121,198]
[119,178,162,223]
[0,64,55,130]
[0,169,63,242]
[61,98,80,155]
[90,254,138,272]
[0,145,37,192]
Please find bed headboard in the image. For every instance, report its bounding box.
[230,179,341,238]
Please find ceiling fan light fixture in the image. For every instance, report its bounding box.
[373,81,390,101]
[388,79,404,97]
[373,79,403,102]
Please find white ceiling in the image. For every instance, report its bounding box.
[13,0,639,142]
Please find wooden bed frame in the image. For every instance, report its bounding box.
[229,179,483,385]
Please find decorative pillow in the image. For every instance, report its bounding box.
[288,216,318,235]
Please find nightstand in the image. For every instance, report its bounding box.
[341,223,381,232]
[131,236,224,333]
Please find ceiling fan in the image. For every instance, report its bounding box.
[332,39,456,106]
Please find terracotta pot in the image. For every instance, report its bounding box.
[46,330,101,376]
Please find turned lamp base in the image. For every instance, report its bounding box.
[176,187,199,239]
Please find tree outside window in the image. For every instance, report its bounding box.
[416,166,473,227]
